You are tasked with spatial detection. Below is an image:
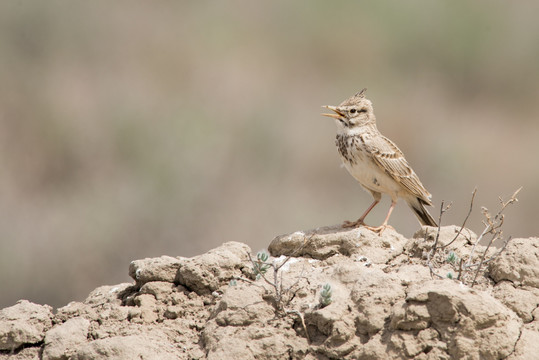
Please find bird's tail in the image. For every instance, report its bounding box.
[408,198,438,227]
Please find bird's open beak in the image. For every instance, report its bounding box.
[321,105,344,120]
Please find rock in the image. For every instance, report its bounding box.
[129,256,182,285]
[73,335,178,360]
[84,283,132,306]
[507,321,539,360]
[489,237,539,287]
[413,225,476,245]
[350,268,405,335]
[42,317,90,360]
[269,224,407,263]
[132,294,158,323]
[0,347,41,360]
[387,329,443,358]
[203,323,308,360]
[139,281,185,302]
[2,227,538,360]
[177,241,250,295]
[212,283,273,326]
[55,302,98,323]
[397,280,521,360]
[393,264,431,285]
[492,281,539,323]
[390,300,431,331]
[202,282,310,359]
[0,300,53,351]
[305,300,358,358]
[407,225,477,259]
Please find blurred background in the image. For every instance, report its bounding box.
[1,1,538,309]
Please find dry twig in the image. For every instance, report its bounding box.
[286,309,310,342]
[442,188,477,249]
[427,200,452,279]
[466,188,520,266]
[427,187,520,287]
[466,187,521,286]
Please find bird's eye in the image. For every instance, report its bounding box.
[350,109,356,114]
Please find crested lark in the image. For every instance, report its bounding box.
[322,89,437,233]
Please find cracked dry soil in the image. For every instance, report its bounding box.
[1,225,539,359]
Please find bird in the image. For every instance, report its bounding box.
[322,88,437,234]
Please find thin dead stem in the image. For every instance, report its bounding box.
[457,258,464,281]
[427,200,452,279]
[426,187,520,287]
[286,309,310,342]
[442,188,476,249]
[465,187,521,273]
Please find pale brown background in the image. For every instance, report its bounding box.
[1,1,538,308]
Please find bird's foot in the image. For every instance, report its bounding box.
[342,219,367,228]
[364,224,394,236]
[342,219,394,236]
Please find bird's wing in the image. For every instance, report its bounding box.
[363,134,433,205]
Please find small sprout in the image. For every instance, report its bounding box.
[229,279,237,286]
[446,251,458,264]
[253,250,271,280]
[257,250,269,262]
[319,283,333,307]
[446,272,454,279]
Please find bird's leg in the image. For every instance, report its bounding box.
[342,199,380,228]
[364,200,397,235]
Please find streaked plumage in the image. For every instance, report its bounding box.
[323,89,437,233]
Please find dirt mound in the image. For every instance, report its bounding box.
[1,226,538,359]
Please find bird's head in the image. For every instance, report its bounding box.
[322,88,375,133]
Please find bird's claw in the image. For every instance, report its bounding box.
[342,219,395,236]
[342,219,366,228]
[364,224,394,236]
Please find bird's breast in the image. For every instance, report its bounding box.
[336,134,401,196]
[335,134,364,165]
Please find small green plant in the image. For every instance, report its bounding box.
[446,251,458,264]
[446,272,454,279]
[253,250,271,280]
[229,279,237,286]
[240,242,311,342]
[319,283,332,307]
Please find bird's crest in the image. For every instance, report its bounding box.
[356,88,367,98]
[339,88,368,106]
